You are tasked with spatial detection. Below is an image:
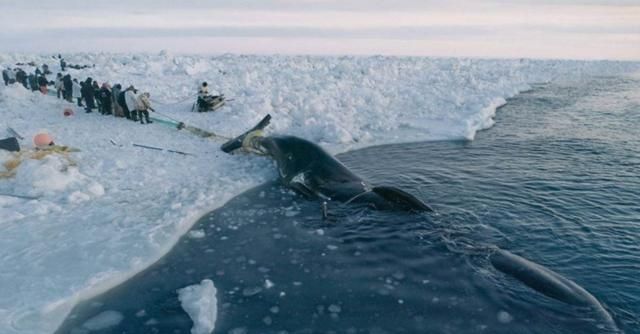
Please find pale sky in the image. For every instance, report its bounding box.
[0,0,638,60]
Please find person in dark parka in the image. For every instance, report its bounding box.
[16,69,28,89]
[37,75,49,94]
[117,88,131,119]
[111,84,123,117]
[92,81,102,114]
[27,74,38,91]
[81,78,96,113]
[2,68,9,86]
[99,83,112,115]
[63,74,73,101]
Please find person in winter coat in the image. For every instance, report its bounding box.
[98,83,112,115]
[63,74,73,101]
[111,84,124,117]
[54,73,64,99]
[6,68,16,84]
[135,92,155,124]
[124,86,139,121]
[2,68,9,86]
[60,57,66,72]
[38,75,49,95]
[197,81,209,110]
[92,81,102,113]
[72,79,83,107]
[117,88,129,119]
[27,74,38,91]
[15,69,27,89]
[81,78,96,113]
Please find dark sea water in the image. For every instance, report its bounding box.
[56,75,640,334]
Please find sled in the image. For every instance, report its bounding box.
[193,95,226,113]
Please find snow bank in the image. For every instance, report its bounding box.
[0,53,637,334]
[177,279,218,334]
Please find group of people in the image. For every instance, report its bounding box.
[2,59,156,125]
[2,65,51,94]
[54,74,156,124]
[3,56,228,126]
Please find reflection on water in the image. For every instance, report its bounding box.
[57,76,640,333]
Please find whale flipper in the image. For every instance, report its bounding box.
[221,114,271,153]
[372,186,433,212]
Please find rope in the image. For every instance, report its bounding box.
[150,92,198,107]
[153,111,183,123]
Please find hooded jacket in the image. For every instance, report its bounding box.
[55,77,64,90]
[135,93,153,111]
[72,81,82,98]
[125,89,138,112]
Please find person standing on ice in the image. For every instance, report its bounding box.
[27,73,38,91]
[135,92,155,124]
[111,84,123,117]
[63,74,73,101]
[81,78,96,113]
[93,81,103,114]
[118,86,131,119]
[37,74,48,95]
[7,68,16,84]
[99,83,113,115]
[72,79,83,107]
[125,86,139,121]
[55,73,64,99]
[2,67,10,86]
[15,68,27,89]
[59,55,66,72]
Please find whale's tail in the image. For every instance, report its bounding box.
[221,114,271,153]
[489,248,620,333]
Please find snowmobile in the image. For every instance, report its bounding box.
[193,94,226,112]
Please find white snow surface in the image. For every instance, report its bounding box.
[0,52,638,334]
[177,279,218,334]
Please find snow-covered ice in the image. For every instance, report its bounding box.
[0,52,638,334]
[177,279,218,334]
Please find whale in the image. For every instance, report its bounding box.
[221,115,433,212]
[221,115,618,332]
[489,248,619,332]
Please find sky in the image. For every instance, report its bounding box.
[0,0,638,60]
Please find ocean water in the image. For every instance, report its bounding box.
[56,75,639,333]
